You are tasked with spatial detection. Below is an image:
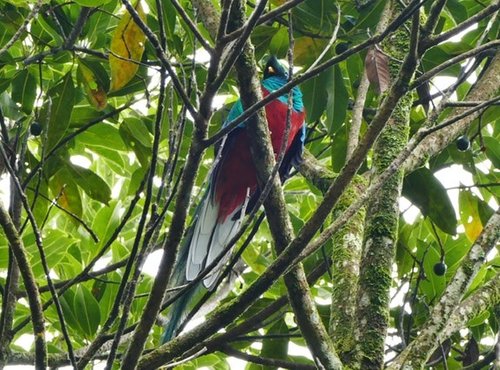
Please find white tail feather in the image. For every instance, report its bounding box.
[202,210,241,288]
[185,191,248,289]
[186,193,218,280]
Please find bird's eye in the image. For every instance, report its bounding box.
[267,66,275,74]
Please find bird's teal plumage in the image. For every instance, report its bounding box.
[223,75,304,130]
[262,77,304,112]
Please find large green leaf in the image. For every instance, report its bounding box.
[483,136,500,169]
[25,229,75,279]
[301,69,329,123]
[11,69,36,113]
[49,167,83,220]
[292,0,338,35]
[73,285,101,338]
[43,73,76,152]
[402,168,457,235]
[66,163,112,205]
[59,289,81,334]
[269,27,289,58]
[326,65,348,134]
[91,200,123,248]
[259,319,289,370]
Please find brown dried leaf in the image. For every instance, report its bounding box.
[462,336,479,367]
[365,46,390,95]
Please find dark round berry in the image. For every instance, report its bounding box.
[433,262,447,276]
[335,42,349,55]
[30,122,42,136]
[456,135,470,151]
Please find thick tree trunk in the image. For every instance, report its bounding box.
[353,2,413,368]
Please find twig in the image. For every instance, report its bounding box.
[304,5,341,73]
[0,204,46,369]
[120,0,197,118]
[170,0,213,53]
[421,1,500,51]
[26,186,99,242]
[0,0,43,57]
[411,39,500,90]
[425,95,500,135]
[109,68,168,369]
[220,344,316,370]
[0,146,77,368]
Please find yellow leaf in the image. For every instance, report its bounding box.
[78,60,107,111]
[459,189,483,242]
[109,0,146,92]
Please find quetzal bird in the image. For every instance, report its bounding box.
[162,56,306,342]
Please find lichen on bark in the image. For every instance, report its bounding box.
[329,175,367,362]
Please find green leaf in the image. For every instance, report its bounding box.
[251,26,278,60]
[468,310,490,327]
[11,69,36,113]
[483,136,500,169]
[121,117,152,147]
[30,13,64,45]
[91,201,123,248]
[74,0,112,6]
[50,168,83,220]
[326,65,348,134]
[43,73,76,152]
[402,168,457,235]
[301,69,328,123]
[260,319,289,370]
[330,128,347,173]
[73,285,101,338]
[85,0,118,48]
[66,163,112,205]
[59,289,80,333]
[269,27,289,58]
[25,229,75,278]
[292,0,338,35]
[350,0,386,32]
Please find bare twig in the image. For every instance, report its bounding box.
[0,0,43,57]
[0,203,46,369]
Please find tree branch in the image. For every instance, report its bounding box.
[441,273,500,340]
[220,344,316,370]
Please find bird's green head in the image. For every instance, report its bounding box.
[263,55,288,80]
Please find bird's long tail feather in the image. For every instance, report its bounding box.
[161,227,201,343]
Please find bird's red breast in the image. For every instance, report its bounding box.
[214,88,305,222]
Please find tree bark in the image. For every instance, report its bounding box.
[353,2,414,368]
